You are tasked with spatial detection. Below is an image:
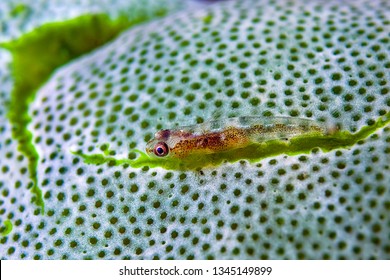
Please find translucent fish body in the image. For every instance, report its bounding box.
[146,116,331,159]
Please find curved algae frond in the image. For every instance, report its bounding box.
[1,14,135,214]
[0,220,13,237]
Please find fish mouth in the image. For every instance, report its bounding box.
[145,147,153,156]
[145,139,161,158]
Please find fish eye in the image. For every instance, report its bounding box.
[153,142,169,157]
